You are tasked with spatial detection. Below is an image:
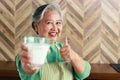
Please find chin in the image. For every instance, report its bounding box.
[49,37,57,43]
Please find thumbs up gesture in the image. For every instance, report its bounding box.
[60,37,88,75]
[60,36,71,61]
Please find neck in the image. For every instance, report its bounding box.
[49,39,56,44]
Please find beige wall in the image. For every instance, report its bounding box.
[0,0,120,63]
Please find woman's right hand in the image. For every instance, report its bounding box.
[20,43,40,74]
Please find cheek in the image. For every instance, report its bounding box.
[44,27,51,33]
[58,27,63,34]
[38,26,50,35]
[38,27,42,33]
[38,23,48,32]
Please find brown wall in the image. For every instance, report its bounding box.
[0,0,120,63]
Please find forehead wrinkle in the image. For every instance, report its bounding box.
[45,19,62,22]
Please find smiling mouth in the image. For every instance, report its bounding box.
[49,32,57,37]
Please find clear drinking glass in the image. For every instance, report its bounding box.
[24,36,50,67]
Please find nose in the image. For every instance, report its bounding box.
[52,23,57,31]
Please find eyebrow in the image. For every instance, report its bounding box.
[45,19,62,22]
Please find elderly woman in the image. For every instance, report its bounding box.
[16,3,91,80]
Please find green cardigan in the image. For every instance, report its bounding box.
[16,42,91,80]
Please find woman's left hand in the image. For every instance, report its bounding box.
[60,37,72,61]
[60,37,86,74]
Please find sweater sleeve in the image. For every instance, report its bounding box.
[73,61,91,80]
[16,53,42,80]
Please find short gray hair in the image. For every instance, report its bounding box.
[32,3,64,33]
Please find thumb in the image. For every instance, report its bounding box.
[64,36,68,46]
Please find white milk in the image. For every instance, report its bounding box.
[26,43,50,66]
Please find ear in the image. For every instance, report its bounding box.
[33,22,38,33]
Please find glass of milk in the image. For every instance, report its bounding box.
[24,36,50,67]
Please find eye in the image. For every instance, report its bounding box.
[56,21,62,25]
[46,21,51,24]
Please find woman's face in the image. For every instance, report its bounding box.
[37,10,63,43]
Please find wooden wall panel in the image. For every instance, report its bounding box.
[66,0,84,57]
[0,0,120,63]
[101,0,119,63]
[0,0,15,61]
[83,0,102,63]
[15,0,33,56]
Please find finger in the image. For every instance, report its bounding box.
[60,48,69,56]
[64,36,68,46]
[21,52,31,60]
[21,57,31,64]
[21,43,28,51]
[60,47,66,52]
[61,52,70,61]
[47,49,50,54]
[20,51,32,64]
[62,51,70,61]
[23,63,39,74]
